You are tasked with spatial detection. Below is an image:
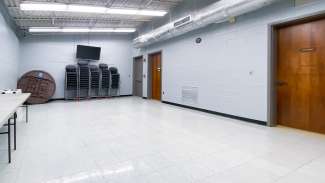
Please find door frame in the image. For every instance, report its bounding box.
[147,51,163,100]
[268,11,325,127]
[133,55,144,97]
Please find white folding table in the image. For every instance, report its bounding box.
[0,93,30,163]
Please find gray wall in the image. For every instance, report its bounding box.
[0,10,20,89]
[133,0,325,122]
[20,34,133,98]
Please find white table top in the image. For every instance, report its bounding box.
[0,93,31,127]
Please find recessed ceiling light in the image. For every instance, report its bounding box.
[28,27,137,33]
[20,2,167,17]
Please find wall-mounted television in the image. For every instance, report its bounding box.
[76,45,101,61]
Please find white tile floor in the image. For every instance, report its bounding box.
[1,97,325,183]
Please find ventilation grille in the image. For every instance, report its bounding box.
[174,15,192,28]
[182,86,198,104]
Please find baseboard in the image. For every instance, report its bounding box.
[49,95,133,102]
[49,98,65,101]
[162,101,267,126]
[119,95,133,97]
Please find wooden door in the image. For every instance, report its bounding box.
[277,18,325,134]
[133,57,143,97]
[151,52,162,100]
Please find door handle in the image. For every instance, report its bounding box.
[277,81,288,86]
[299,48,316,53]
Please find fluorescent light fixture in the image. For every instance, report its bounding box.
[20,2,167,16]
[29,27,61,33]
[89,28,137,33]
[20,3,66,11]
[68,5,106,14]
[62,28,90,33]
[137,10,167,16]
[29,27,136,33]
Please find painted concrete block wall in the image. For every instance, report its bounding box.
[133,0,325,122]
[0,12,20,89]
[20,35,133,99]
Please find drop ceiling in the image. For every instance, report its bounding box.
[4,0,183,33]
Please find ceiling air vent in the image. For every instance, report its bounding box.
[174,15,192,28]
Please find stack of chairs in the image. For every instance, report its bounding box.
[65,65,78,100]
[89,65,100,97]
[99,64,110,97]
[78,64,90,98]
[109,67,120,96]
[64,63,120,99]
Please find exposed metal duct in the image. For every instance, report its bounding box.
[133,0,279,48]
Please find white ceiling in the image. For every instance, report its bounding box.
[4,0,183,32]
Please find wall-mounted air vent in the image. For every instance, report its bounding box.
[174,15,192,28]
[182,86,198,105]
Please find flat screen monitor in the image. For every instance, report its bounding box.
[76,45,101,60]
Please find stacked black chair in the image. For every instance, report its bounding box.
[111,74,120,89]
[109,67,120,96]
[109,67,118,75]
[78,64,90,98]
[89,65,100,97]
[65,65,78,99]
[99,64,110,96]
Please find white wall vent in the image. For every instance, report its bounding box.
[173,15,192,28]
[182,86,198,105]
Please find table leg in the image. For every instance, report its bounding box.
[14,113,17,150]
[26,105,28,123]
[8,119,11,163]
